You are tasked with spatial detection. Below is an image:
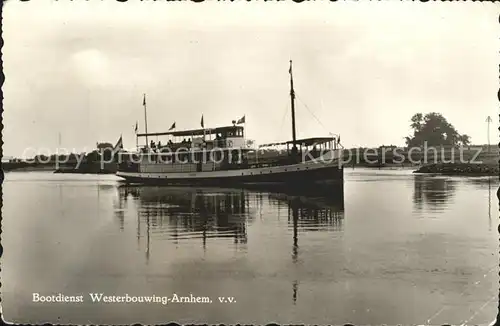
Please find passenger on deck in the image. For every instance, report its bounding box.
[216,134,223,147]
[157,141,162,149]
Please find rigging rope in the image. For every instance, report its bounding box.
[295,93,342,148]
[295,93,329,134]
[278,101,290,138]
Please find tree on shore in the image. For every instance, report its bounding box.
[96,142,114,161]
[85,150,101,163]
[457,134,471,147]
[405,112,470,147]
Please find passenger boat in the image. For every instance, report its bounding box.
[116,61,344,187]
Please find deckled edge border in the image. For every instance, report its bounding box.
[0,1,498,326]
[1,0,5,324]
[496,11,500,326]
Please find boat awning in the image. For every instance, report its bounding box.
[259,137,334,148]
[137,125,244,138]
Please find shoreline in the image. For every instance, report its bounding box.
[413,162,498,176]
[4,162,499,177]
[3,163,117,174]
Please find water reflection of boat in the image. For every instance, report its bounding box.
[117,184,344,271]
[268,192,344,231]
[118,183,344,223]
[120,185,250,244]
[263,186,344,305]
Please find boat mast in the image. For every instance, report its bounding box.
[289,60,298,154]
[143,94,149,148]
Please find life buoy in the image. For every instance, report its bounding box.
[228,140,233,147]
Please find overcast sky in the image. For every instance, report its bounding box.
[3,1,498,157]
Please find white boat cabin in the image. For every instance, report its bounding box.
[137,125,250,153]
[130,125,256,173]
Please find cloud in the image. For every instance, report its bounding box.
[2,1,498,156]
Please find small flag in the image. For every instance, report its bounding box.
[169,122,176,130]
[201,114,204,128]
[236,115,246,124]
[134,121,138,133]
[289,60,292,74]
[113,135,124,152]
[143,94,146,106]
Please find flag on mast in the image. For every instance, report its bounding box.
[169,122,176,131]
[134,121,138,134]
[200,114,204,128]
[236,115,246,124]
[143,94,146,106]
[113,135,124,152]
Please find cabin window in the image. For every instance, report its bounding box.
[225,127,243,138]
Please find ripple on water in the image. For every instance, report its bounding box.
[2,170,498,325]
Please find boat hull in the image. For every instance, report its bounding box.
[116,161,343,187]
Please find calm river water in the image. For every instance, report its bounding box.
[2,169,498,325]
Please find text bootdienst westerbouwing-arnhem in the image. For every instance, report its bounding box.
[32,293,237,305]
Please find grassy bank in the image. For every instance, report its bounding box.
[414,163,498,176]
